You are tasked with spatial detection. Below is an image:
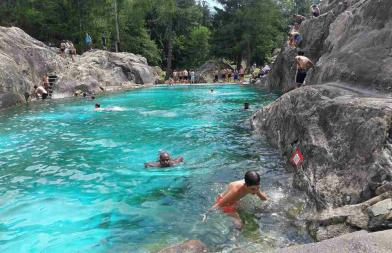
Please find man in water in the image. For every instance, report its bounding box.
[295,51,314,87]
[144,151,184,168]
[33,85,48,99]
[203,171,269,229]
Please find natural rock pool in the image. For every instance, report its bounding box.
[0,85,312,252]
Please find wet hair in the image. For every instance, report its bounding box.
[297,50,305,56]
[244,171,260,186]
[91,96,95,100]
[95,103,100,108]
[34,85,38,89]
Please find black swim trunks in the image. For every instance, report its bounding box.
[42,93,48,99]
[296,69,307,86]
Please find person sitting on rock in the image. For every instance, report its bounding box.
[311,4,320,17]
[295,51,314,87]
[33,85,48,100]
[144,151,184,168]
[203,170,269,230]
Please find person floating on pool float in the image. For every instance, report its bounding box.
[144,151,184,168]
[203,170,269,229]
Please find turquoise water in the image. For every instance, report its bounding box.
[0,85,311,252]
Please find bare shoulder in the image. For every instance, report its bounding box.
[228,180,243,190]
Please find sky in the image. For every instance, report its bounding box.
[205,0,223,9]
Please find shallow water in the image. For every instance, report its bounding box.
[0,85,312,252]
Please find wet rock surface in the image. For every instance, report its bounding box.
[158,240,208,253]
[277,229,392,253]
[0,26,158,109]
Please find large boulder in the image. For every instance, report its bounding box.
[0,26,158,109]
[195,60,233,83]
[55,50,158,95]
[251,84,392,209]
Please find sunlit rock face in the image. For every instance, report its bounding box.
[251,0,392,239]
[266,0,392,92]
[0,26,158,109]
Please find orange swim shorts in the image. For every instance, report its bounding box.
[216,195,238,214]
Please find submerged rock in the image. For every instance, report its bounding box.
[158,240,208,253]
[0,26,158,109]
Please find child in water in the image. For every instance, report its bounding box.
[203,171,269,229]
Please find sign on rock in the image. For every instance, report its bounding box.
[290,148,304,168]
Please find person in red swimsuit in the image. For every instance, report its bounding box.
[204,171,269,229]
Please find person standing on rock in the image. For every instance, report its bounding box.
[60,40,66,58]
[85,32,92,51]
[42,74,49,91]
[102,33,107,50]
[190,70,195,84]
[203,171,269,230]
[239,67,245,83]
[214,70,219,83]
[295,51,314,87]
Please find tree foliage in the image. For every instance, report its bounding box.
[0,0,311,73]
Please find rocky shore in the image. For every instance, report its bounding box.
[0,26,159,110]
[251,0,392,245]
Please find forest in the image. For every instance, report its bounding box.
[0,0,318,74]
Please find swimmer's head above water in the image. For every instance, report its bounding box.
[244,170,261,194]
[95,103,100,108]
[159,151,172,167]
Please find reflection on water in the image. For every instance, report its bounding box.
[0,85,311,252]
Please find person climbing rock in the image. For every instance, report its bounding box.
[144,151,184,168]
[203,171,269,230]
[293,14,306,24]
[311,4,320,17]
[295,51,314,87]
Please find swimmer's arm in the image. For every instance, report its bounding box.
[144,162,160,168]
[172,156,184,164]
[256,190,269,201]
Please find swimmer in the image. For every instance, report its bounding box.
[244,102,250,110]
[210,89,214,93]
[144,151,184,168]
[203,171,269,229]
[94,103,103,111]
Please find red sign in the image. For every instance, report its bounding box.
[290,148,304,167]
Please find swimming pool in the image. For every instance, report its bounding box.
[0,85,311,252]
